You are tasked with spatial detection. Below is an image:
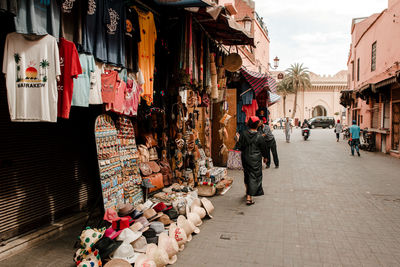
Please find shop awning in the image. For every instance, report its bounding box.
[268,92,281,106]
[153,0,212,7]
[190,7,254,46]
[240,67,276,96]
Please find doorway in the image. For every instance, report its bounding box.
[313,105,327,117]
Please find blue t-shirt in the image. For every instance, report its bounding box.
[349,125,360,139]
[71,54,95,107]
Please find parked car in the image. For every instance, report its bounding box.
[271,118,294,129]
[308,116,335,129]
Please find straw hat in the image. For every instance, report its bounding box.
[201,197,214,218]
[130,221,149,233]
[146,244,169,267]
[104,258,131,267]
[187,212,202,227]
[223,53,242,72]
[168,223,187,251]
[192,206,206,219]
[190,198,201,210]
[131,236,148,253]
[157,214,173,226]
[111,242,139,264]
[117,203,135,217]
[158,232,179,265]
[116,228,142,244]
[135,254,157,267]
[177,215,195,241]
[143,208,163,222]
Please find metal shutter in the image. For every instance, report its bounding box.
[371,99,379,129]
[0,74,101,242]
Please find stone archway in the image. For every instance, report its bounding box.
[313,105,327,117]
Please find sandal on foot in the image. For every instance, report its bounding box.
[246,200,255,205]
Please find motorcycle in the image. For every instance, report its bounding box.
[302,127,310,140]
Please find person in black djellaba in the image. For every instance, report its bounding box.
[235,116,268,205]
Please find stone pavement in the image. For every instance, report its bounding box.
[1,129,400,266]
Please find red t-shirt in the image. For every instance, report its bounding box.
[106,80,126,114]
[57,38,82,119]
[101,70,119,104]
[242,99,258,122]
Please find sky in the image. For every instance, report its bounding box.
[255,0,388,75]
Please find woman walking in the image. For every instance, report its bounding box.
[335,120,343,142]
[284,117,292,143]
[236,116,268,205]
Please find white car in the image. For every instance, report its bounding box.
[271,118,294,129]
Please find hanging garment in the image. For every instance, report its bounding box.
[135,7,157,105]
[106,80,126,114]
[104,0,125,66]
[82,0,107,62]
[101,69,119,104]
[242,99,258,123]
[124,79,142,116]
[71,54,95,107]
[89,61,104,104]
[57,38,82,118]
[3,33,61,122]
[60,0,83,45]
[125,7,141,72]
[14,0,60,38]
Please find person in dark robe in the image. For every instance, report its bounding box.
[235,116,268,205]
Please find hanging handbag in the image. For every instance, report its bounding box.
[143,133,158,148]
[139,162,152,176]
[138,145,150,163]
[146,173,164,193]
[147,161,161,173]
[149,147,158,161]
[227,149,243,170]
[159,160,173,186]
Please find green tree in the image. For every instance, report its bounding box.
[14,53,21,81]
[277,77,294,118]
[40,59,49,81]
[285,63,311,119]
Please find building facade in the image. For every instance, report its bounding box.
[342,0,400,157]
[269,71,348,125]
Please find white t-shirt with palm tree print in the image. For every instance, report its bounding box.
[3,32,60,122]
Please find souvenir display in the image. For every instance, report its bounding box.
[117,116,143,206]
[95,115,124,210]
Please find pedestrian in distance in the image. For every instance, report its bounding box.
[335,120,343,142]
[258,120,279,169]
[349,120,361,156]
[235,116,268,206]
[284,117,292,143]
[279,118,283,129]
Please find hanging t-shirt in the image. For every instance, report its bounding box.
[124,78,142,116]
[106,80,126,114]
[2,33,61,122]
[14,0,60,38]
[135,7,157,105]
[0,0,18,15]
[89,61,104,104]
[60,0,83,46]
[125,7,140,72]
[104,0,125,66]
[57,38,82,119]
[101,69,119,104]
[82,0,107,62]
[71,54,95,107]
[242,99,258,123]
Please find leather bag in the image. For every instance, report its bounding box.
[139,162,152,176]
[144,133,157,148]
[159,160,173,186]
[149,147,158,161]
[138,145,150,163]
[146,173,164,193]
[147,161,161,173]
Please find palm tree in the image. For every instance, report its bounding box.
[14,53,21,81]
[39,59,50,82]
[285,63,311,119]
[277,77,294,118]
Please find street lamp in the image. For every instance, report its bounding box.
[268,56,280,70]
[241,15,252,33]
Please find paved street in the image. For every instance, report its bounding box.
[2,129,400,266]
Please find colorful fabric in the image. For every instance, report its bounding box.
[242,99,258,122]
[240,67,277,96]
[71,54,95,107]
[57,38,82,118]
[135,7,157,105]
[227,150,242,170]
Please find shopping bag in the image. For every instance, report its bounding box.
[227,149,243,170]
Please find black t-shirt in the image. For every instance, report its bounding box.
[125,7,141,72]
[82,0,107,62]
[60,0,83,46]
[104,0,125,67]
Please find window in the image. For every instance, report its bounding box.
[371,41,377,71]
[352,61,354,81]
[357,58,360,81]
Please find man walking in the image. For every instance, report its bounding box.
[284,117,292,143]
[259,120,279,168]
[349,120,361,156]
[335,120,343,142]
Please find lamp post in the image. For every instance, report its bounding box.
[268,56,280,70]
[241,15,252,33]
